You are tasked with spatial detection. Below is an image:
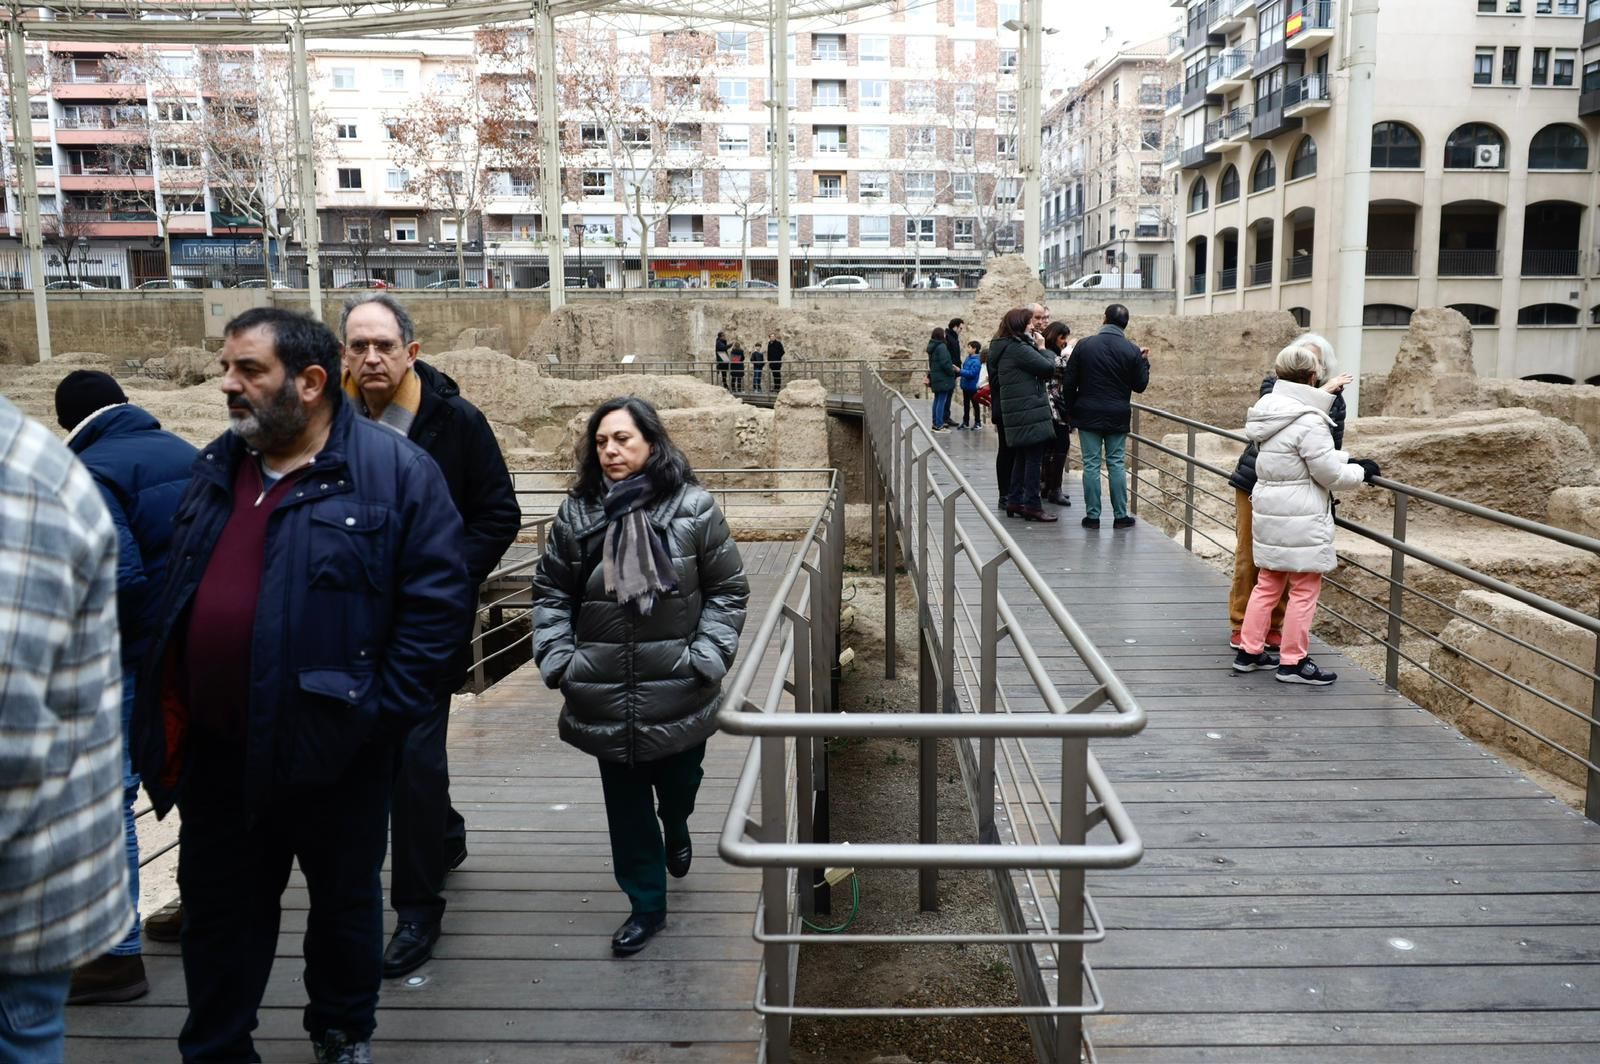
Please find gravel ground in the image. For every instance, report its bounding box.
[789,575,1035,1064]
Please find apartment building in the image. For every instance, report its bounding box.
[1042,35,1178,289]
[3,4,1035,290]
[1167,0,1600,383]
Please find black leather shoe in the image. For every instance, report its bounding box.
[667,839,692,879]
[611,911,666,956]
[382,920,440,979]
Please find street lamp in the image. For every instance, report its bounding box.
[573,223,587,289]
[800,240,811,286]
[489,240,501,289]
[1119,227,1130,292]
[74,235,89,285]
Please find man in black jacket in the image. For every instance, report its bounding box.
[339,294,521,978]
[1062,303,1150,530]
[766,331,785,392]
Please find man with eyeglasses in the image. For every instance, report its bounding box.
[338,293,520,979]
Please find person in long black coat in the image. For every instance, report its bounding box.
[991,307,1058,522]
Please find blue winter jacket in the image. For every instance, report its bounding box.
[959,354,982,392]
[133,398,472,817]
[66,404,199,667]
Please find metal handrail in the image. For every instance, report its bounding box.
[1125,401,1600,818]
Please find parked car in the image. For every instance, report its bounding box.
[338,277,392,289]
[741,279,778,289]
[136,278,193,290]
[647,277,689,289]
[803,275,870,291]
[44,279,104,290]
[910,276,958,290]
[1063,271,1141,290]
[233,278,294,290]
[424,279,482,289]
[532,276,590,289]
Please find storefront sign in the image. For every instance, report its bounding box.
[172,237,266,265]
[653,258,741,283]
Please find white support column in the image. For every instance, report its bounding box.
[1334,0,1380,418]
[7,25,50,361]
[1019,0,1043,277]
[773,0,792,309]
[290,23,323,321]
[537,2,565,310]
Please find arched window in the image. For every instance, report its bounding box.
[1290,136,1318,180]
[1288,307,1311,328]
[1250,152,1276,193]
[1447,303,1497,326]
[1517,303,1580,326]
[1218,165,1240,203]
[1444,123,1506,169]
[1529,124,1589,170]
[1372,122,1422,168]
[1362,303,1413,327]
[1188,176,1209,213]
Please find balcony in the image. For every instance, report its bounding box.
[1209,106,1253,151]
[1188,274,1206,295]
[1206,49,1251,92]
[1165,84,1183,113]
[1522,250,1581,277]
[1283,73,1331,116]
[1162,141,1181,170]
[814,186,845,200]
[1251,91,1301,139]
[1365,249,1416,276]
[1216,267,1238,291]
[1168,31,1186,59]
[1212,0,1251,32]
[1285,255,1312,281]
[1182,143,1219,169]
[1438,249,1499,277]
[667,229,705,246]
[1286,1,1336,51]
[1139,86,1165,107]
[51,80,144,101]
[1248,261,1273,286]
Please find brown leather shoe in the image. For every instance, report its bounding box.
[143,899,183,943]
[1023,508,1059,523]
[68,953,149,1005]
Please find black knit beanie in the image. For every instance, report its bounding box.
[55,370,127,431]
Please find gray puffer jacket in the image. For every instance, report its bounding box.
[531,483,750,764]
[991,335,1056,448]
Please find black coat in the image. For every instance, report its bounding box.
[767,340,785,363]
[1228,374,1348,494]
[991,336,1056,448]
[410,360,521,588]
[1062,324,1150,434]
[927,340,958,392]
[531,485,749,765]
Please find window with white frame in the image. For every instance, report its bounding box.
[380,67,405,91]
[996,178,1019,206]
[905,171,936,200]
[997,91,1017,114]
[343,220,371,242]
[859,215,890,245]
[956,0,977,23]
[905,217,935,242]
[859,36,889,63]
[621,125,650,148]
[581,216,616,242]
[440,216,462,241]
[998,0,1020,22]
[391,217,418,242]
[906,81,935,109]
[161,148,197,168]
[668,125,700,151]
[814,125,846,153]
[668,169,702,199]
[860,80,888,110]
[998,49,1018,73]
[155,101,195,122]
[331,66,355,90]
[764,127,798,152]
[386,168,409,191]
[1555,49,1577,85]
[813,80,844,107]
[814,214,848,244]
[433,72,460,90]
[953,173,975,203]
[169,195,205,213]
[621,78,650,106]
[859,126,890,157]
[813,33,845,61]
[384,121,400,141]
[906,37,935,67]
[908,126,936,153]
[621,169,650,198]
[955,82,977,110]
[583,170,613,197]
[997,134,1016,158]
[580,123,607,148]
[716,31,748,55]
[954,128,975,156]
[722,170,752,198]
[860,170,889,200]
[336,120,357,140]
[160,55,195,78]
[815,172,844,199]
[337,167,362,189]
[765,216,799,243]
[719,124,750,152]
[718,79,748,107]
[954,217,975,244]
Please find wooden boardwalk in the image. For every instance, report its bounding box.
[66,539,798,1064]
[931,427,1600,1062]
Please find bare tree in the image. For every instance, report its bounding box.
[41,202,97,284]
[938,62,1024,267]
[715,162,766,285]
[560,23,724,286]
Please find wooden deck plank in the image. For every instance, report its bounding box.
[927,428,1600,1058]
[66,539,800,1062]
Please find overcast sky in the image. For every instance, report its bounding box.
[1040,0,1177,91]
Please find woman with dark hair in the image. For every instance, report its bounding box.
[1040,321,1073,507]
[531,396,749,956]
[992,307,1058,521]
[927,326,957,432]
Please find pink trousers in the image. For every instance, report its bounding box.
[1241,568,1323,666]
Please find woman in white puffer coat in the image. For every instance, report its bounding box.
[1233,342,1380,686]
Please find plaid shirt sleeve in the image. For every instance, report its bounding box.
[0,396,132,974]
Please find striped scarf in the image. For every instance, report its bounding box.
[602,474,678,616]
[342,366,423,437]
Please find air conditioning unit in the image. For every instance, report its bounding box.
[1475,144,1502,168]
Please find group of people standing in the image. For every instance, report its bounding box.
[2,295,748,1063]
[714,330,785,393]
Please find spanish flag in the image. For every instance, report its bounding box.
[1286,10,1304,39]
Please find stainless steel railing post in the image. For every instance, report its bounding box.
[792,599,816,921]
[761,727,792,1063]
[1129,407,1142,517]
[941,491,959,713]
[977,554,1002,845]
[1386,494,1408,689]
[1588,623,1600,822]
[919,625,939,912]
[1184,425,1197,552]
[1054,735,1090,1064]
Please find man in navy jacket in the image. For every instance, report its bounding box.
[133,308,470,1064]
[57,372,197,1005]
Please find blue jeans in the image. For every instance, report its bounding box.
[113,672,141,956]
[752,364,764,392]
[931,390,953,428]
[1078,430,1129,519]
[0,970,71,1063]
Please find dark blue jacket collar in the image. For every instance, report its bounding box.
[65,403,162,454]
